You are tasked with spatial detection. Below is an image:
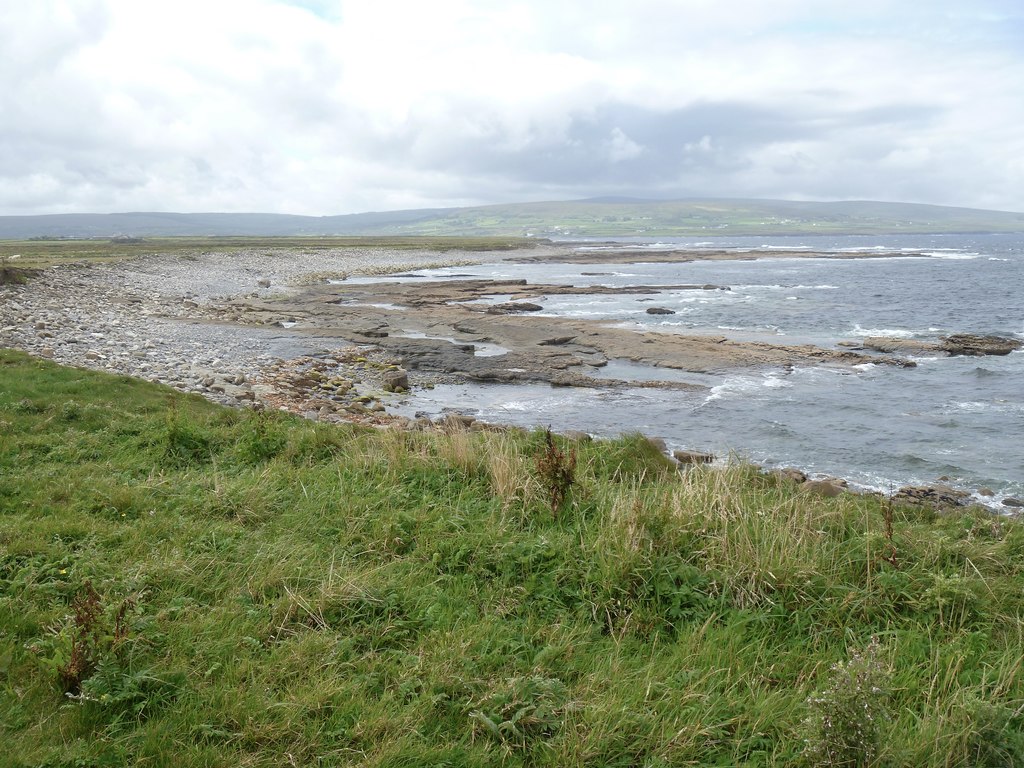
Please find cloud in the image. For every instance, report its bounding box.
[1,0,1022,214]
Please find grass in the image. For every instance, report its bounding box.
[0,236,537,271]
[1,349,1023,766]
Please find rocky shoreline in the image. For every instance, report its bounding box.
[2,244,1020,513]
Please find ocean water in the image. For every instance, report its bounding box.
[387,234,1024,507]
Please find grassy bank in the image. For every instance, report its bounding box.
[1,349,1022,767]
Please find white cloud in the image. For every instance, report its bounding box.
[1,0,1023,214]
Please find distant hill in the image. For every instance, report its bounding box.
[2,198,1023,239]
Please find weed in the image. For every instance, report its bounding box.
[802,636,890,767]
[469,675,570,755]
[160,401,212,466]
[534,429,576,515]
[57,582,105,694]
[234,410,288,464]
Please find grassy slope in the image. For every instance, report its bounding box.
[1,350,1023,767]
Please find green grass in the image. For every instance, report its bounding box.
[0,236,536,270]
[1,349,1023,766]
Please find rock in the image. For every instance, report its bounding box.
[257,278,271,288]
[1003,497,1024,508]
[561,430,592,442]
[646,307,676,315]
[441,413,476,431]
[34,321,46,330]
[894,484,971,508]
[861,337,937,355]
[939,334,1023,357]
[382,368,410,393]
[488,302,544,314]
[39,347,55,358]
[802,480,844,497]
[978,487,995,497]
[538,336,576,346]
[85,351,102,361]
[673,449,714,464]
[775,467,808,484]
[645,437,668,453]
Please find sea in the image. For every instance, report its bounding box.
[385,233,1024,508]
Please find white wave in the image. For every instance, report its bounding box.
[704,372,792,403]
[850,325,918,338]
[922,251,981,260]
[853,363,877,371]
[953,401,991,412]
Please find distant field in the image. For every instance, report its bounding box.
[0,236,536,269]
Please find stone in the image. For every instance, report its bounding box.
[861,337,937,355]
[894,484,971,508]
[382,368,409,393]
[776,467,808,484]
[940,334,1023,357]
[441,412,476,430]
[488,302,544,314]
[802,480,844,497]
[673,449,714,464]
[646,307,676,315]
[561,430,592,442]
[257,278,271,288]
[1003,497,1024,508]
[978,487,995,497]
[538,336,576,346]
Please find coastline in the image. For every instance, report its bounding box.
[1,243,1018,512]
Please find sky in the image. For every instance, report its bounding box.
[2,0,1023,216]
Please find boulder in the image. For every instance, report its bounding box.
[382,368,409,393]
[487,302,544,314]
[802,480,844,497]
[441,413,476,431]
[893,484,971,508]
[939,334,1023,357]
[1003,497,1024,508]
[673,449,714,464]
[775,467,808,484]
[538,336,576,346]
[646,307,676,315]
[861,337,937,355]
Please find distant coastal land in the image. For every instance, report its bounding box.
[2,197,1023,241]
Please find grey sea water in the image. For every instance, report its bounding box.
[387,234,1024,507]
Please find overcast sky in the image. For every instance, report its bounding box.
[3,1,1023,215]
